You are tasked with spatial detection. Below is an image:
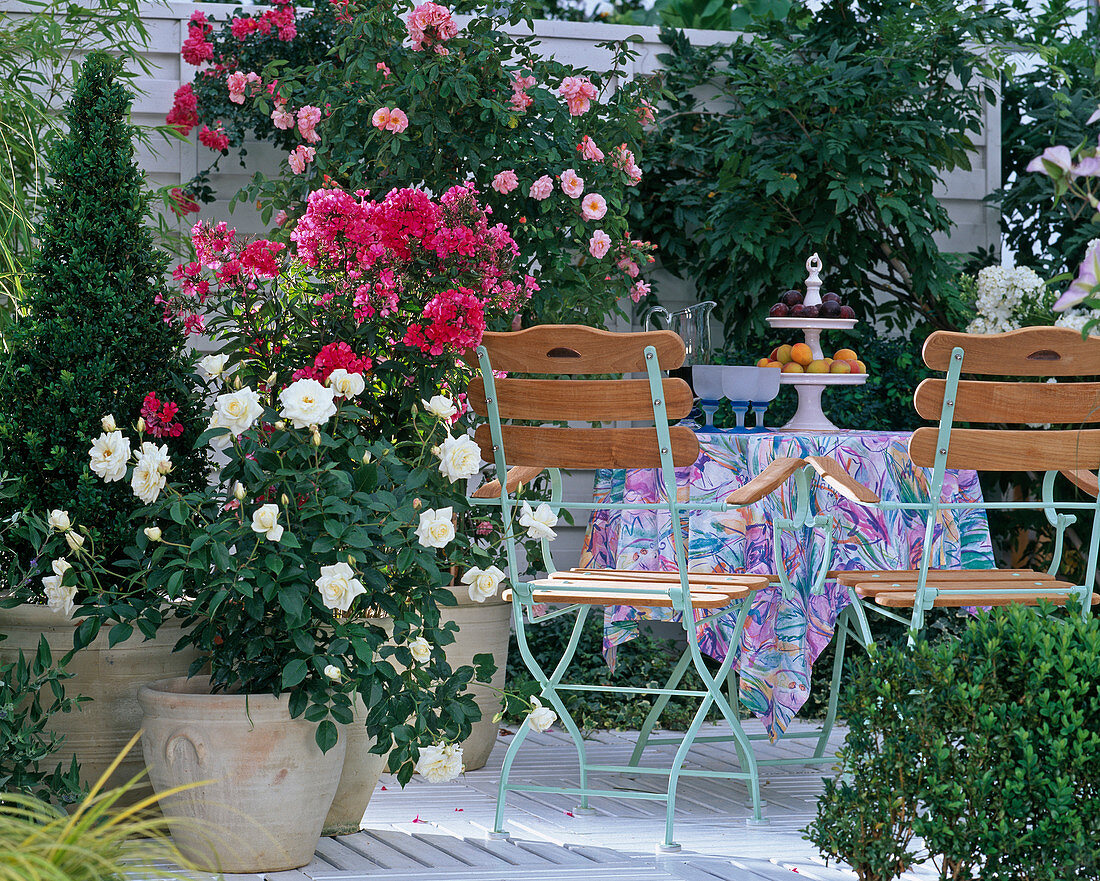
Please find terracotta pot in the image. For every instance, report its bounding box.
[0,604,198,797]
[322,694,387,835]
[442,585,511,771]
[138,675,345,874]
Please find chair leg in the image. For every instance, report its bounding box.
[628,645,693,768]
[814,608,849,759]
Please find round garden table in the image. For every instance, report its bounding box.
[579,428,995,738]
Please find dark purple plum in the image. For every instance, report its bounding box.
[820,300,842,318]
[781,289,803,307]
[789,303,806,318]
[769,303,789,317]
[822,291,841,302]
[802,304,820,318]
[839,305,856,319]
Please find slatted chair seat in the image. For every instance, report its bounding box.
[504,576,761,609]
[830,568,1052,590]
[867,588,1100,609]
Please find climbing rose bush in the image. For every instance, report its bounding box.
[166,0,658,327]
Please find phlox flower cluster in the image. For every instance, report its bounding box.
[403,286,486,356]
[292,341,374,383]
[558,75,598,116]
[199,124,230,153]
[227,2,297,42]
[406,2,459,54]
[181,11,214,66]
[140,392,185,439]
[966,266,1052,335]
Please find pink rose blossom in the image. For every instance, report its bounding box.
[227,71,249,104]
[377,62,391,78]
[372,107,393,130]
[558,75,598,116]
[288,145,316,174]
[491,170,519,194]
[617,256,640,278]
[578,136,604,162]
[274,210,289,226]
[589,230,611,259]
[637,102,656,125]
[529,175,553,200]
[510,73,536,111]
[386,108,409,133]
[297,105,322,143]
[580,193,607,221]
[406,2,459,54]
[198,125,229,152]
[630,280,651,303]
[560,168,584,199]
[272,107,295,130]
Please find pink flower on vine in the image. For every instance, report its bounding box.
[288,145,316,174]
[406,2,458,54]
[297,105,322,143]
[272,106,295,130]
[529,175,553,201]
[372,107,408,133]
[580,193,607,221]
[560,169,584,199]
[558,75,598,116]
[630,280,650,303]
[510,74,536,111]
[577,136,604,162]
[377,62,391,78]
[491,170,519,194]
[198,125,229,152]
[589,230,611,259]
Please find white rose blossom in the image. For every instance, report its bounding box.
[88,431,131,483]
[527,697,557,733]
[200,353,229,377]
[315,562,366,612]
[324,664,342,680]
[327,368,365,399]
[415,742,464,783]
[64,532,84,552]
[47,510,71,533]
[461,565,505,603]
[409,636,432,663]
[101,414,117,432]
[422,394,458,421]
[415,507,455,548]
[206,411,232,452]
[519,501,558,541]
[250,503,284,543]
[144,526,163,542]
[214,387,264,438]
[131,442,172,505]
[41,559,76,617]
[435,434,482,483]
[279,378,338,428]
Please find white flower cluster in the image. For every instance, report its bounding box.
[415,742,464,783]
[966,266,1049,334]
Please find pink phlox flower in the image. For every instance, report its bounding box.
[580,192,607,221]
[291,341,373,383]
[169,187,200,217]
[406,1,459,53]
[141,392,185,438]
[403,286,487,356]
[589,230,611,259]
[560,168,584,199]
[529,175,553,200]
[198,124,230,152]
[491,170,519,194]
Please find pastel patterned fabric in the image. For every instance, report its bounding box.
[578,429,994,738]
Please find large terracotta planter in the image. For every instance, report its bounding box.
[322,694,387,835]
[0,604,198,795]
[138,676,345,874]
[442,585,511,771]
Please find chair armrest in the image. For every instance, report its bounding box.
[1062,469,1099,497]
[726,457,806,506]
[471,465,546,499]
[805,456,880,504]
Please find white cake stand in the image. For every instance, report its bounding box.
[766,254,866,432]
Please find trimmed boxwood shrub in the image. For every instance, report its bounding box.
[808,603,1100,881]
[0,52,206,569]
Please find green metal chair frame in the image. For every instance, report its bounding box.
[465,325,850,850]
[803,327,1100,637]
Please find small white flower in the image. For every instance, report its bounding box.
[327,368,365,399]
[415,742,464,783]
[409,636,432,663]
[42,559,76,617]
[527,697,557,733]
[200,353,229,377]
[415,507,455,549]
[461,565,505,603]
[64,532,84,552]
[89,431,131,483]
[250,503,284,543]
[324,664,342,680]
[233,481,247,501]
[144,526,163,542]
[315,562,366,611]
[51,558,72,578]
[101,414,117,432]
[206,411,232,451]
[436,434,482,483]
[518,501,558,541]
[131,442,171,505]
[47,510,71,533]
[280,378,338,428]
[422,394,458,420]
[214,387,264,438]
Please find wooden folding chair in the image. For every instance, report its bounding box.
[806,327,1100,634]
[466,325,800,851]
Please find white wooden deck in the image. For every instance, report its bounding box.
[218,721,940,881]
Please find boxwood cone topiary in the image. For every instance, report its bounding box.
[0,51,206,569]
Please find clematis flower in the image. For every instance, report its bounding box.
[1054,240,1100,312]
[1026,145,1074,176]
[1088,104,1100,126]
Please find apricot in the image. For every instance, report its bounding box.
[790,343,813,366]
[757,357,771,368]
[833,348,858,361]
[829,360,852,374]
[781,362,804,374]
[806,359,830,374]
[855,359,867,374]
[776,344,794,364]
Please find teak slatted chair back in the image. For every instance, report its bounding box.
[812,326,1100,633]
[465,325,781,850]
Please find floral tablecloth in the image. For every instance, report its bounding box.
[578,429,994,738]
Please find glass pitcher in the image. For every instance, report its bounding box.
[643,301,717,366]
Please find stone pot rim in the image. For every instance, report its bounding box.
[138,675,293,718]
[0,599,188,628]
[443,583,509,608]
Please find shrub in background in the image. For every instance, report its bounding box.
[808,603,1100,881]
[0,52,206,572]
[635,1,1010,342]
[168,0,659,326]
